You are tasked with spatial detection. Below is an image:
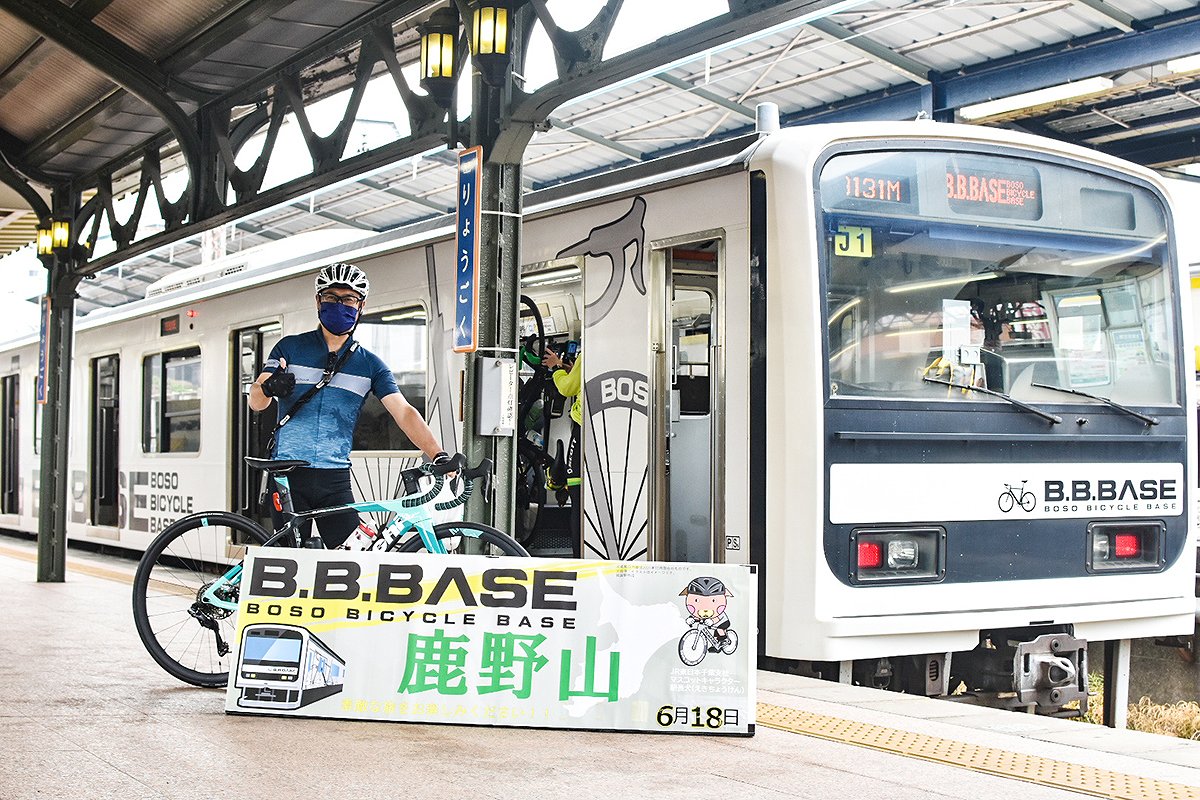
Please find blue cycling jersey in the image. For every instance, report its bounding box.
[265,329,400,468]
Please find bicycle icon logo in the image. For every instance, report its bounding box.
[997,480,1036,513]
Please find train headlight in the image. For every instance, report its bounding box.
[1087,521,1164,572]
[851,527,945,584]
[887,539,919,569]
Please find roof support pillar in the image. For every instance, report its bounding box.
[461,5,527,539]
[36,189,82,582]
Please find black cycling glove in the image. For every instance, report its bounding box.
[260,367,296,399]
[432,451,451,466]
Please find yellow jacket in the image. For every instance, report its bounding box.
[552,358,582,425]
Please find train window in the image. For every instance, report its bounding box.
[820,149,1178,407]
[143,347,202,453]
[351,306,426,452]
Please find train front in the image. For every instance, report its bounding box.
[759,125,1195,711]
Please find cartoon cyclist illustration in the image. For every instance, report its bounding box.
[678,576,738,666]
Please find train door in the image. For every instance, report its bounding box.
[232,323,282,525]
[90,355,119,526]
[651,240,725,562]
[0,374,17,514]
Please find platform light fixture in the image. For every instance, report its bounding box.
[51,219,70,251]
[1167,54,1200,74]
[959,77,1114,120]
[419,5,459,110]
[36,225,53,256]
[471,0,514,86]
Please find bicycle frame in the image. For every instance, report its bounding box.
[200,471,448,611]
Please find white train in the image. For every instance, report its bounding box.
[235,623,346,710]
[1,121,1193,712]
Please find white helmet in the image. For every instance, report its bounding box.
[315,263,370,298]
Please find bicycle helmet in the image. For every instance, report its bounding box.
[680,576,732,597]
[315,262,370,298]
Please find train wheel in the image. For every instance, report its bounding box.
[397,521,529,556]
[131,512,270,688]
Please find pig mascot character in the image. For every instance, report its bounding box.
[680,576,737,655]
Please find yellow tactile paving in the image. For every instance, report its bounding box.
[757,702,1200,800]
[0,542,134,584]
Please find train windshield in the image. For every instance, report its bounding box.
[243,633,302,665]
[819,149,1178,407]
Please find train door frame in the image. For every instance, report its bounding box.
[231,322,282,527]
[0,372,17,515]
[89,354,119,527]
[649,232,727,563]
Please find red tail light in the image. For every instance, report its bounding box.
[1087,522,1164,573]
[1113,533,1141,559]
[857,540,882,569]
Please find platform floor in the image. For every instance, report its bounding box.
[2,536,1199,800]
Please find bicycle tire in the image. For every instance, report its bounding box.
[1019,491,1036,512]
[678,629,707,666]
[998,492,1014,513]
[397,521,529,556]
[132,511,271,688]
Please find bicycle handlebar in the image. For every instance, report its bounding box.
[397,454,491,510]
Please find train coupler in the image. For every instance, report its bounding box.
[953,629,1088,715]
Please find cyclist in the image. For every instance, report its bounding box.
[248,262,450,547]
[542,347,581,553]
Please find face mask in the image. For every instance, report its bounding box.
[318,302,358,335]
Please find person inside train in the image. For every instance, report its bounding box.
[543,345,582,555]
[247,262,450,547]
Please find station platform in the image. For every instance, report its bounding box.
[2,535,1199,800]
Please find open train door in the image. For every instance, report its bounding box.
[0,372,17,514]
[650,239,726,563]
[232,323,282,527]
[89,355,119,526]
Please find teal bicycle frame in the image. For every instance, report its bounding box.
[200,471,452,612]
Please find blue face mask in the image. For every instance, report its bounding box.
[318,302,358,335]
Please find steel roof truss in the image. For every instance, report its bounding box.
[804,17,931,85]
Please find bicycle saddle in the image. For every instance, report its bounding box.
[244,457,311,473]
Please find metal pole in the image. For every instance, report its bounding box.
[1102,638,1131,729]
[462,63,521,533]
[36,260,80,582]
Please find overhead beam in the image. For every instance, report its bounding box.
[937,15,1200,113]
[358,177,453,214]
[290,203,378,231]
[805,18,931,85]
[1070,0,1138,33]
[546,117,643,161]
[656,73,758,120]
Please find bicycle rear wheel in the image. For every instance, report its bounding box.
[131,512,271,687]
[398,521,529,556]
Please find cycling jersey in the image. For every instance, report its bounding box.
[265,329,399,468]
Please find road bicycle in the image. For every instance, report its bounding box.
[997,480,1036,513]
[131,453,526,688]
[678,618,739,666]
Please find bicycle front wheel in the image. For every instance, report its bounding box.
[398,521,529,556]
[131,512,271,687]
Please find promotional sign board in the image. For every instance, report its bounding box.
[225,549,756,735]
[454,146,482,353]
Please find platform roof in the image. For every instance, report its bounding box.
[0,0,1197,313]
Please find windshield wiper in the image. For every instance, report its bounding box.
[922,376,1062,424]
[1031,382,1159,426]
